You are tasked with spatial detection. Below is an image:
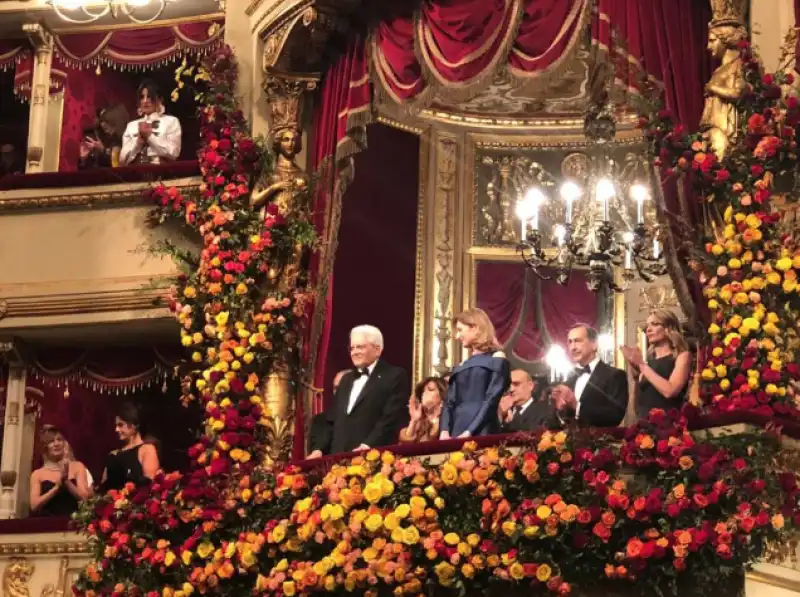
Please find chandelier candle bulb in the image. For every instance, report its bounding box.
[622,231,635,270]
[596,178,614,222]
[653,238,661,259]
[560,181,581,224]
[630,183,648,225]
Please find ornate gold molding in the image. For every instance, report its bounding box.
[430,134,458,377]
[419,109,641,132]
[0,178,200,213]
[412,130,431,384]
[746,569,800,592]
[0,543,87,557]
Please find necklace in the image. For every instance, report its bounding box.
[43,462,62,471]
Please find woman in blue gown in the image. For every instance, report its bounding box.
[440,308,511,439]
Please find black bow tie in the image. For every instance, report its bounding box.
[353,368,370,379]
[577,365,591,375]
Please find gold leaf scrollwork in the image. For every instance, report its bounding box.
[2,558,34,597]
[434,137,457,376]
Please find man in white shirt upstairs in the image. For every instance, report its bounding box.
[120,80,182,166]
[550,324,628,428]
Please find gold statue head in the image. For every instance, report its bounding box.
[708,0,748,58]
[272,127,301,160]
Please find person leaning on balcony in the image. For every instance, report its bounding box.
[30,425,92,517]
[620,309,691,421]
[119,79,182,166]
[439,308,511,439]
[399,376,446,443]
[100,402,160,491]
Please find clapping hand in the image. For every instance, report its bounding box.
[499,393,515,421]
[138,121,153,139]
[408,395,423,422]
[550,384,576,411]
[620,345,644,368]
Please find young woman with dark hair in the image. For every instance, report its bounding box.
[100,402,160,491]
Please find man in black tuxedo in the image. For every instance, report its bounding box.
[308,325,409,457]
[551,325,628,427]
[498,369,558,432]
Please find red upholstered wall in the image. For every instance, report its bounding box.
[324,123,420,400]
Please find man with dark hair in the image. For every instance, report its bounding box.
[120,79,182,165]
[550,324,628,427]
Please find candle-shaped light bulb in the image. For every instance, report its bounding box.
[546,344,568,383]
[630,183,649,225]
[523,187,546,232]
[596,178,615,222]
[559,180,581,224]
[553,223,567,247]
[622,231,634,270]
[516,190,538,241]
[653,237,661,259]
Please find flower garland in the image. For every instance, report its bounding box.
[641,40,800,416]
[146,46,315,477]
[75,411,799,597]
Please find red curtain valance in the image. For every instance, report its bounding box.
[372,0,591,104]
[54,20,224,69]
[0,39,29,71]
[11,20,224,101]
[28,345,181,395]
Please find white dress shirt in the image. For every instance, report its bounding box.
[513,397,535,418]
[574,357,600,417]
[346,361,377,414]
[120,113,182,165]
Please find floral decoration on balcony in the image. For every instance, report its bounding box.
[641,40,800,417]
[144,46,316,473]
[75,411,798,597]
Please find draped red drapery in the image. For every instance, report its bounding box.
[372,0,591,104]
[476,263,598,363]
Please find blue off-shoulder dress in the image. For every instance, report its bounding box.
[440,352,511,437]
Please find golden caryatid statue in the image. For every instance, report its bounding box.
[700,0,748,160]
[250,127,309,218]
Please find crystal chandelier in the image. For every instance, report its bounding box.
[48,0,175,25]
[516,103,667,293]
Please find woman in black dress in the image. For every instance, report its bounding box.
[621,309,692,420]
[29,425,91,517]
[100,402,160,492]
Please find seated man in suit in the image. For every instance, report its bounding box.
[308,325,409,458]
[551,324,628,427]
[498,369,558,432]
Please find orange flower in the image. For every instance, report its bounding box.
[626,538,644,558]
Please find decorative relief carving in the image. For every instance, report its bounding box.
[38,557,68,597]
[433,137,457,376]
[2,558,34,597]
[0,543,87,557]
[0,179,200,213]
[638,285,678,312]
[764,536,800,570]
[473,141,649,247]
[0,301,7,321]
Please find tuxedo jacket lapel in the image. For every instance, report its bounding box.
[349,361,384,414]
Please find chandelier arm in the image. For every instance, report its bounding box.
[49,0,109,24]
[120,0,168,25]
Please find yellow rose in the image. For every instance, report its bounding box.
[536,564,552,582]
[509,562,525,580]
[536,505,552,519]
[364,514,383,533]
[271,525,286,544]
[196,542,214,559]
[402,526,420,545]
[461,564,476,579]
[444,533,460,546]
[715,364,727,378]
[745,214,761,228]
[363,483,383,504]
[701,369,715,381]
[720,379,731,391]
[383,513,399,531]
[282,581,296,597]
[708,299,720,310]
[523,525,540,538]
[183,286,196,298]
[767,272,782,285]
[776,257,793,272]
[712,244,724,256]
[441,463,458,486]
[215,311,229,326]
[742,317,760,331]
[723,224,735,239]
[394,504,410,519]
[709,323,721,335]
[164,551,176,567]
[501,521,517,536]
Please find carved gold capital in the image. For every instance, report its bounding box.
[2,557,34,597]
[23,23,53,54]
[263,71,318,138]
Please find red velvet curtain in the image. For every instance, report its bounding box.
[476,263,597,363]
[304,38,371,457]
[372,0,591,104]
[57,66,137,171]
[323,122,420,400]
